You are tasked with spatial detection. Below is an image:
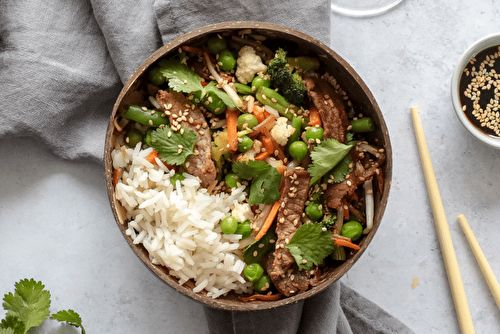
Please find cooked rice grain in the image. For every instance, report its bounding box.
[112,144,253,297]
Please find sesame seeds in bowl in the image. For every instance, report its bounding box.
[451,33,500,149]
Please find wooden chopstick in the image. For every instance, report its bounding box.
[457,214,500,310]
[411,106,475,334]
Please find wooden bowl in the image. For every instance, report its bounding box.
[104,21,392,311]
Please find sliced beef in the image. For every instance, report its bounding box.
[304,76,349,143]
[156,90,217,187]
[266,253,321,297]
[270,168,310,278]
[325,148,385,210]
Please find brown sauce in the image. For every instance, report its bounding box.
[459,45,500,138]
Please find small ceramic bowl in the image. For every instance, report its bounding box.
[104,21,392,311]
[451,33,500,149]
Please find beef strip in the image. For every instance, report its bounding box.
[304,76,349,143]
[325,148,385,210]
[266,253,321,297]
[156,90,217,187]
[270,168,310,278]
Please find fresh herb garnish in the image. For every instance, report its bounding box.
[307,138,354,185]
[150,125,198,165]
[285,223,335,270]
[158,60,237,109]
[1,278,85,334]
[232,160,281,205]
[327,155,353,183]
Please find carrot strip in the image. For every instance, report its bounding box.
[226,108,239,151]
[255,200,281,240]
[181,45,203,55]
[308,105,322,127]
[255,151,270,161]
[260,136,275,155]
[147,150,160,164]
[113,168,122,186]
[252,105,269,123]
[240,293,283,302]
[334,238,360,250]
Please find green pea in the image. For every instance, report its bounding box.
[144,128,154,147]
[305,126,324,143]
[243,263,264,282]
[288,141,308,161]
[207,36,227,54]
[218,50,236,71]
[147,66,165,86]
[237,114,258,130]
[236,220,252,239]
[305,202,323,221]
[341,221,363,241]
[238,135,254,152]
[253,275,272,293]
[124,128,143,148]
[170,173,185,186]
[251,76,270,92]
[225,173,240,188]
[221,216,238,234]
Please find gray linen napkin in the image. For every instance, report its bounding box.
[0,0,414,333]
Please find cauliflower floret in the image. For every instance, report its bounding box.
[235,46,267,84]
[232,201,255,223]
[270,117,295,146]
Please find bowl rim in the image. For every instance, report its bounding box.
[104,21,393,311]
[451,33,500,149]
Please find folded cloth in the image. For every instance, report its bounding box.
[0,0,414,333]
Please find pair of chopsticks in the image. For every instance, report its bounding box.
[411,107,500,334]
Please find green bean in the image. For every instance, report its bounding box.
[144,128,154,147]
[233,82,254,95]
[349,118,374,133]
[124,128,143,148]
[287,57,320,72]
[243,228,277,264]
[255,86,298,121]
[124,105,169,127]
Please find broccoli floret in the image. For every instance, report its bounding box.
[266,48,308,107]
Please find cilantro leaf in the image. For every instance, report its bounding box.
[51,310,85,334]
[0,316,24,334]
[232,160,282,205]
[204,81,237,109]
[150,126,198,165]
[2,279,51,334]
[307,138,354,185]
[327,155,353,183]
[158,60,203,94]
[285,223,335,270]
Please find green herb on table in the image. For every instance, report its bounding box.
[1,278,85,334]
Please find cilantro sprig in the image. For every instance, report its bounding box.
[307,138,354,185]
[1,278,85,334]
[285,224,336,270]
[158,59,237,109]
[232,160,282,205]
[150,125,198,165]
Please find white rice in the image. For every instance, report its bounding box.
[112,143,253,298]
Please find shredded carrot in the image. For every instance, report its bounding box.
[255,200,281,240]
[334,238,361,250]
[201,80,209,87]
[147,150,160,164]
[255,151,270,161]
[260,136,275,156]
[252,105,269,123]
[226,108,239,151]
[113,168,122,186]
[181,45,203,55]
[308,105,321,127]
[240,292,283,302]
[275,164,287,175]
